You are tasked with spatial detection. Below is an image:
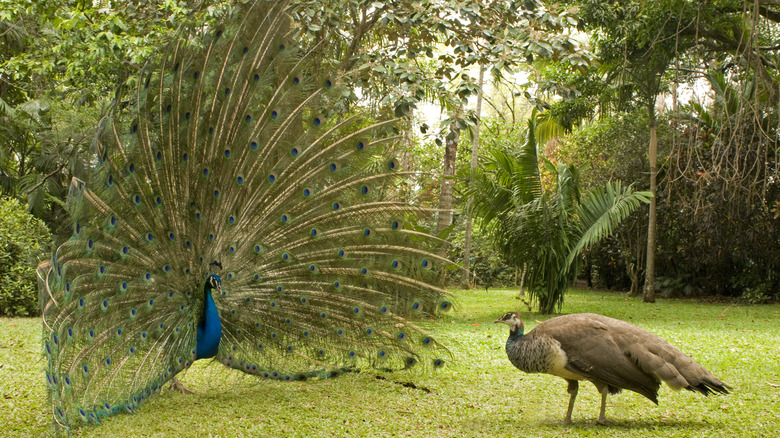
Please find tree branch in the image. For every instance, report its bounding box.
[22,161,66,197]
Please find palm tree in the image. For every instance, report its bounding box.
[466,119,651,313]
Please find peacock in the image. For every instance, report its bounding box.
[494,311,731,424]
[38,2,451,431]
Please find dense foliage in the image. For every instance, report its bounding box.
[1,0,778,312]
[535,0,780,303]
[0,197,51,316]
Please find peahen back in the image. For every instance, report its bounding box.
[38,1,450,431]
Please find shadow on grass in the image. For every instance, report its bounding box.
[559,417,727,432]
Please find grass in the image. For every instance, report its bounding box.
[2,288,779,437]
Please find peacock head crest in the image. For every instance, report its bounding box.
[494,311,524,334]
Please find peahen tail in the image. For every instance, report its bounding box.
[39,1,451,431]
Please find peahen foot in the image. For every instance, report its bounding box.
[169,377,198,395]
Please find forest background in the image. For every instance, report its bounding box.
[1,0,779,316]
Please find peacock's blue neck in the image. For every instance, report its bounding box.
[196,280,222,360]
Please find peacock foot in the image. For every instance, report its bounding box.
[170,377,198,395]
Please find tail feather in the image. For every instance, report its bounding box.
[579,314,730,399]
[40,1,451,431]
[618,325,731,397]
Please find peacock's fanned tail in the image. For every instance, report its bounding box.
[39,1,450,431]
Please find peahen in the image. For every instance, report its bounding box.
[494,312,731,424]
[38,2,451,431]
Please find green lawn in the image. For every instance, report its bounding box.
[2,288,779,437]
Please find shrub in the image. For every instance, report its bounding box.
[0,197,52,316]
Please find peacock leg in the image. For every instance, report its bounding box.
[562,379,579,424]
[170,376,197,395]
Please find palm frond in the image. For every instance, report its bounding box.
[513,119,542,203]
[554,161,582,213]
[566,181,652,268]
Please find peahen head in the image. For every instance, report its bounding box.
[495,311,524,335]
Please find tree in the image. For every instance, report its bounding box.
[461,67,485,288]
[1,1,221,233]
[544,0,780,302]
[2,0,586,240]
[466,119,651,313]
[552,112,655,296]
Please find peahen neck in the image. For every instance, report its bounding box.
[506,322,525,346]
[509,320,525,337]
[196,281,222,360]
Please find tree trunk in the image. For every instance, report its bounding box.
[462,68,484,289]
[517,263,526,297]
[643,103,658,303]
[436,121,459,284]
[436,125,458,235]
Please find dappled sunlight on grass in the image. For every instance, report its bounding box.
[2,288,778,436]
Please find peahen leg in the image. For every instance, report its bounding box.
[563,379,579,424]
[170,377,197,395]
[596,385,609,425]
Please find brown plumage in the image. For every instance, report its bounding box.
[495,311,731,424]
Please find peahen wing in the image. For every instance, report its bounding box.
[39,1,450,431]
